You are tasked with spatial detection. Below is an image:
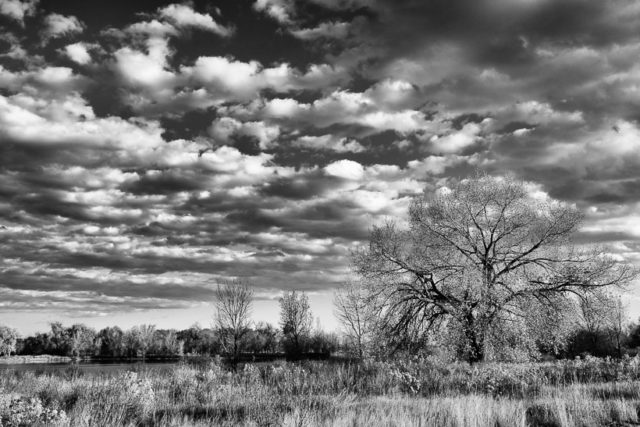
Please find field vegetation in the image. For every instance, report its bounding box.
[4,356,640,425]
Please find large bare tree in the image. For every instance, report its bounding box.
[213,279,254,359]
[354,175,636,362]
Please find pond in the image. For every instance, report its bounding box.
[0,361,181,374]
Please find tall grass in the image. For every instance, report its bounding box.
[1,355,640,426]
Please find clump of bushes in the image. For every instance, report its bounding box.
[0,394,68,426]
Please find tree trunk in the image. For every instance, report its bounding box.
[463,313,485,363]
[466,331,485,363]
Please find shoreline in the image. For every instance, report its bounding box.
[0,355,184,364]
[0,355,73,364]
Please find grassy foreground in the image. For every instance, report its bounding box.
[2,356,640,426]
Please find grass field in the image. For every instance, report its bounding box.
[2,356,640,426]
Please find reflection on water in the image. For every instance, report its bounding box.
[0,361,180,374]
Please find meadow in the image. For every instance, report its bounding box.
[2,355,640,426]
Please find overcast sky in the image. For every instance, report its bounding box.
[1,0,640,334]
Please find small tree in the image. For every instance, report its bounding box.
[567,292,628,358]
[279,290,313,356]
[98,326,124,357]
[245,322,279,354]
[334,281,377,358]
[69,324,97,358]
[48,322,71,356]
[609,296,628,358]
[0,326,18,357]
[159,330,184,356]
[213,279,254,360]
[128,325,156,360]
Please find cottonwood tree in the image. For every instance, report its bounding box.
[130,324,156,360]
[279,290,313,356]
[334,281,377,358]
[354,175,636,362]
[0,326,18,357]
[98,326,124,357]
[69,324,97,358]
[213,279,254,359]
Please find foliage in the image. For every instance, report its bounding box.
[177,326,222,355]
[97,326,124,358]
[68,324,97,358]
[243,322,279,354]
[279,291,313,357]
[0,326,18,357]
[0,395,67,426]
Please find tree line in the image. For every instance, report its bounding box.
[0,290,339,359]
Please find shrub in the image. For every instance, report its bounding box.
[0,394,68,426]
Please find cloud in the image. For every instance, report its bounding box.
[324,159,364,180]
[158,3,233,37]
[115,52,348,114]
[42,13,85,42]
[237,87,440,136]
[126,19,179,38]
[185,58,346,100]
[0,0,38,24]
[292,134,365,153]
[62,42,92,64]
[429,121,485,154]
[290,21,350,40]
[0,65,88,96]
[113,36,178,107]
[253,0,294,24]
[209,117,280,150]
[0,92,165,155]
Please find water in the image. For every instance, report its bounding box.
[0,361,180,374]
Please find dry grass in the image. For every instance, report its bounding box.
[1,357,640,426]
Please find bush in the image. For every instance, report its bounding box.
[0,394,68,426]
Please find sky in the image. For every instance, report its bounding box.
[1,0,640,335]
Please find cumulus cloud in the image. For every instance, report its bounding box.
[62,42,92,64]
[290,21,350,40]
[253,0,293,24]
[158,3,233,36]
[114,52,348,114]
[237,87,440,136]
[42,13,85,41]
[324,159,364,180]
[184,58,346,100]
[429,121,485,154]
[209,117,281,150]
[0,0,38,24]
[0,65,88,96]
[113,36,178,109]
[292,134,365,153]
[126,19,179,38]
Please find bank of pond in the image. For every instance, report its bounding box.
[0,352,340,374]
